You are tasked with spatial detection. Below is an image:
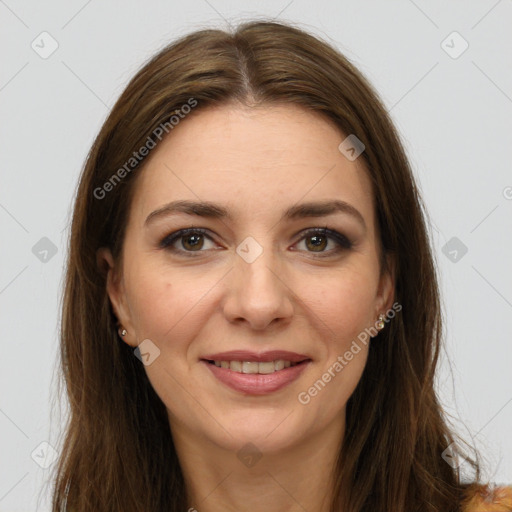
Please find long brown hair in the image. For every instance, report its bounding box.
[52,20,484,511]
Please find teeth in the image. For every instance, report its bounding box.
[212,359,299,374]
[257,362,275,374]
[230,361,242,372]
[242,361,259,374]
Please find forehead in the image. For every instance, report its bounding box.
[129,103,375,229]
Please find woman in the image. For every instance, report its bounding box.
[51,20,511,511]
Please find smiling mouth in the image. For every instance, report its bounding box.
[203,359,310,374]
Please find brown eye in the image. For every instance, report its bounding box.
[160,228,216,257]
[181,233,205,251]
[295,228,353,257]
[305,234,328,252]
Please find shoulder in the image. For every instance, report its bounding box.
[461,484,512,512]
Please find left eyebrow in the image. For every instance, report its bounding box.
[283,200,366,232]
[144,199,367,232]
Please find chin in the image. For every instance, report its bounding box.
[209,411,310,455]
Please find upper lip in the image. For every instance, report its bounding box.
[201,350,311,363]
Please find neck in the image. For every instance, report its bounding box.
[170,415,345,512]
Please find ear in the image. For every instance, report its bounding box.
[375,253,396,317]
[96,247,137,347]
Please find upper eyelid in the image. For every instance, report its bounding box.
[160,227,352,251]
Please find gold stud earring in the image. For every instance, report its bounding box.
[376,314,386,330]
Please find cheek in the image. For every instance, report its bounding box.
[301,274,373,413]
[303,267,378,343]
[124,261,211,345]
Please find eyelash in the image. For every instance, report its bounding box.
[159,227,353,258]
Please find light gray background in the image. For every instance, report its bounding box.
[1,1,511,510]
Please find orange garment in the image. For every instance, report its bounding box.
[65,483,512,511]
[462,484,512,511]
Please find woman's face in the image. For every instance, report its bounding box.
[101,103,394,454]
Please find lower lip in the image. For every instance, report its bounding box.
[202,360,311,395]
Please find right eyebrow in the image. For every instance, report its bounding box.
[144,200,232,226]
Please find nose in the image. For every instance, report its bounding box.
[222,243,294,331]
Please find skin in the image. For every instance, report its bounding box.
[98,102,395,512]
